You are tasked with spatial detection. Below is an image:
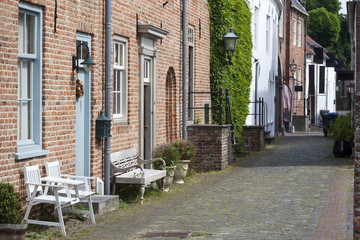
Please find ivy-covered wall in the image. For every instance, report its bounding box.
[209,0,252,136]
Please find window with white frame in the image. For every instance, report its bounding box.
[143,59,150,83]
[266,15,270,53]
[293,18,297,46]
[113,36,128,121]
[298,21,302,47]
[279,10,284,38]
[254,7,259,50]
[297,67,302,101]
[188,25,194,46]
[17,2,48,159]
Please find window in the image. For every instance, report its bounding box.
[319,66,325,94]
[293,18,297,46]
[16,2,48,159]
[113,36,128,121]
[298,21,302,47]
[143,59,150,83]
[188,25,194,46]
[297,67,302,101]
[254,7,259,50]
[279,11,284,38]
[266,15,270,53]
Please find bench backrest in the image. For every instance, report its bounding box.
[45,160,61,178]
[110,148,138,173]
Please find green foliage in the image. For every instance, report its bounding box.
[0,182,23,224]
[305,0,340,14]
[308,7,340,49]
[172,139,196,161]
[152,142,180,169]
[209,0,252,136]
[328,114,354,142]
[333,13,351,70]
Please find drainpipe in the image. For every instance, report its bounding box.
[105,0,112,195]
[254,61,259,125]
[182,0,187,140]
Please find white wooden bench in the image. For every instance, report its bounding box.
[110,148,166,203]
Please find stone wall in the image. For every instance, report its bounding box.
[242,125,265,151]
[187,124,233,172]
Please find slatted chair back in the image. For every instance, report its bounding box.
[23,165,43,200]
[45,160,61,178]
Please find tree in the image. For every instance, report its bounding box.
[333,13,351,69]
[307,7,340,49]
[305,0,340,14]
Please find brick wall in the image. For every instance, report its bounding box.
[0,0,211,202]
[242,125,265,151]
[187,124,233,172]
[354,2,360,239]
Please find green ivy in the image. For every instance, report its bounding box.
[209,0,253,136]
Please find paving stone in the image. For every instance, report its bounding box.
[64,135,353,240]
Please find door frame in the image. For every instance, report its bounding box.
[75,32,92,176]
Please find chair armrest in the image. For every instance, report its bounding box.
[61,174,96,180]
[137,156,166,169]
[26,182,67,189]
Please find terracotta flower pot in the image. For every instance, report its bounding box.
[174,160,191,184]
[0,224,27,240]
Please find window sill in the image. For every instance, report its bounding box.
[15,148,49,160]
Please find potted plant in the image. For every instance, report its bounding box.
[152,143,180,192]
[173,139,196,184]
[0,182,27,240]
[327,113,354,158]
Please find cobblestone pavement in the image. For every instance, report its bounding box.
[65,135,353,240]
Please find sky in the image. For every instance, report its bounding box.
[339,0,347,14]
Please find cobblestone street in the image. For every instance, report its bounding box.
[66,134,354,240]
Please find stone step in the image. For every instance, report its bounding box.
[81,195,119,214]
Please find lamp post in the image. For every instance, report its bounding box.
[223,27,239,65]
[289,59,297,78]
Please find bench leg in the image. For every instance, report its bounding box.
[161,177,165,192]
[88,196,96,224]
[140,184,145,204]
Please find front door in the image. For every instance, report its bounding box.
[75,33,91,176]
[143,83,151,160]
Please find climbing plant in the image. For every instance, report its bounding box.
[208,0,252,136]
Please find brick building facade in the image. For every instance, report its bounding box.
[347,1,360,238]
[278,0,307,133]
[0,0,211,200]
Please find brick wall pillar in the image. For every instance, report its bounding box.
[354,3,360,239]
[242,125,265,151]
[187,124,233,172]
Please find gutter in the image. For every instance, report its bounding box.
[105,0,112,195]
[182,0,187,139]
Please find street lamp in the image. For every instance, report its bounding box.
[223,27,239,65]
[72,43,96,73]
[289,59,297,78]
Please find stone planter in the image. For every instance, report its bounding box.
[174,160,191,184]
[156,167,175,192]
[0,224,27,240]
[333,140,352,158]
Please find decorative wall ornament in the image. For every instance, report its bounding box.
[76,79,84,98]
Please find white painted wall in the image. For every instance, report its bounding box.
[246,0,283,137]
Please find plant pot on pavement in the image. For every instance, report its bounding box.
[173,160,191,184]
[333,140,352,158]
[156,167,175,192]
[0,224,27,240]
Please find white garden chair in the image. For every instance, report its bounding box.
[45,160,96,224]
[23,164,79,236]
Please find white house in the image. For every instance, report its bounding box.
[246,0,284,137]
[305,35,337,125]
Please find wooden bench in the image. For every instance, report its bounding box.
[110,148,166,203]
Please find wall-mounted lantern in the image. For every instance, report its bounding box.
[95,110,112,138]
[72,43,96,73]
[223,27,239,65]
[290,59,297,78]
